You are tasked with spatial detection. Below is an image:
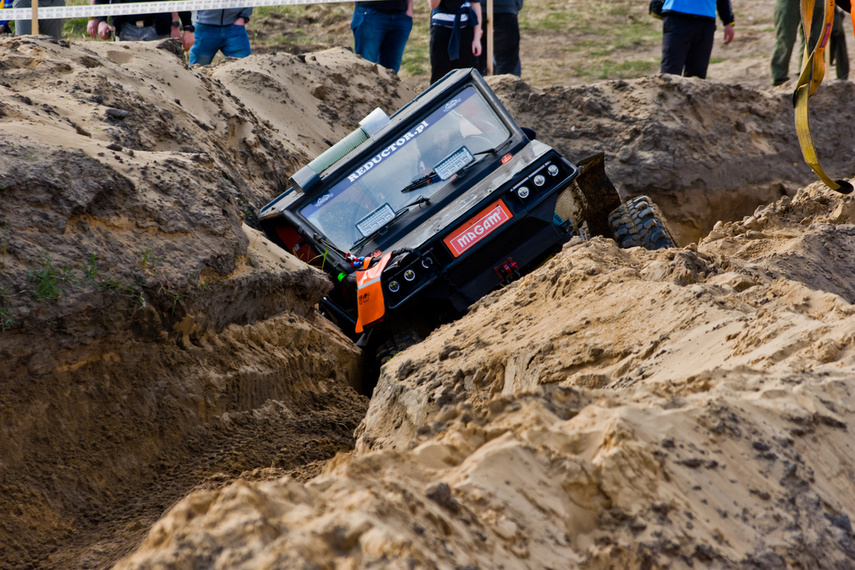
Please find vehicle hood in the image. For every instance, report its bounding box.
[384,140,553,252]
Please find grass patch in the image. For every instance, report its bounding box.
[62,0,88,39]
[0,287,14,332]
[28,0,670,90]
[29,259,64,303]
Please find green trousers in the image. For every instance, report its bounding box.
[770,0,825,85]
[830,8,849,81]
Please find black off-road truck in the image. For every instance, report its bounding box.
[258,68,675,371]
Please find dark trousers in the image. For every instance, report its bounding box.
[479,12,521,76]
[830,7,849,80]
[660,12,716,79]
[430,24,477,84]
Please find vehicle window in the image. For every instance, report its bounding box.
[301,85,510,252]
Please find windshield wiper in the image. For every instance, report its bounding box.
[401,171,440,193]
[405,195,431,208]
[472,138,512,158]
[350,197,428,251]
[315,234,350,260]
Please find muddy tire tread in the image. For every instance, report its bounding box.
[608,195,677,250]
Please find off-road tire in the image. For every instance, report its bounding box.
[608,195,677,250]
[375,330,423,365]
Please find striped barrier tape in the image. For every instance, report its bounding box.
[4,0,355,21]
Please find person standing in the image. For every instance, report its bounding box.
[659,0,734,79]
[770,0,825,86]
[830,6,849,80]
[479,0,522,76]
[1,0,13,34]
[87,0,193,51]
[13,0,64,40]
[188,7,253,66]
[351,0,413,74]
[428,0,482,84]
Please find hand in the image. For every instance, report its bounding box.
[472,36,482,57]
[723,23,734,45]
[86,18,106,39]
[98,21,114,40]
[170,25,181,39]
[234,18,246,26]
[181,30,194,52]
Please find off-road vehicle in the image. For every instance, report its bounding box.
[258,68,675,367]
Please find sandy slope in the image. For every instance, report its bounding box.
[1,32,855,569]
[0,38,401,568]
[118,185,855,569]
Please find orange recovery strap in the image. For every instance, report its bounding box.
[792,0,854,193]
[354,252,392,334]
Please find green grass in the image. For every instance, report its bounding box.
[0,287,14,332]
[29,259,63,303]
[523,11,579,32]
[60,0,88,39]
[32,0,667,90]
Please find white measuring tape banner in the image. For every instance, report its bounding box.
[5,0,358,21]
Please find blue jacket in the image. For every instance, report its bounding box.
[1,0,12,28]
[662,0,734,25]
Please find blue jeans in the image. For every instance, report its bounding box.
[351,7,412,74]
[189,22,251,66]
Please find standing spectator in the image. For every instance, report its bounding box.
[770,0,823,86]
[659,0,734,79]
[428,0,482,84]
[351,0,413,74]
[478,0,522,77]
[188,7,253,66]
[1,0,13,34]
[829,6,848,80]
[87,0,193,51]
[13,0,65,40]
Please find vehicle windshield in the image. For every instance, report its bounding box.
[300,85,511,252]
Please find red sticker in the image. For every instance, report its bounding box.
[443,200,513,258]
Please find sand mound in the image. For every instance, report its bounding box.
[489,74,855,244]
[118,184,855,569]
[0,37,413,568]
[2,36,855,569]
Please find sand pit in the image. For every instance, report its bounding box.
[1,30,855,569]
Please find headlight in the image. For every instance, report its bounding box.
[388,281,400,293]
[404,269,416,282]
[533,174,546,187]
[547,164,559,177]
[516,185,530,199]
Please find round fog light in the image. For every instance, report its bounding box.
[404,269,416,282]
[516,186,530,199]
[388,281,400,293]
[547,164,559,177]
[533,174,546,187]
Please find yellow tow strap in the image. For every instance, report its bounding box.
[793,0,854,193]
